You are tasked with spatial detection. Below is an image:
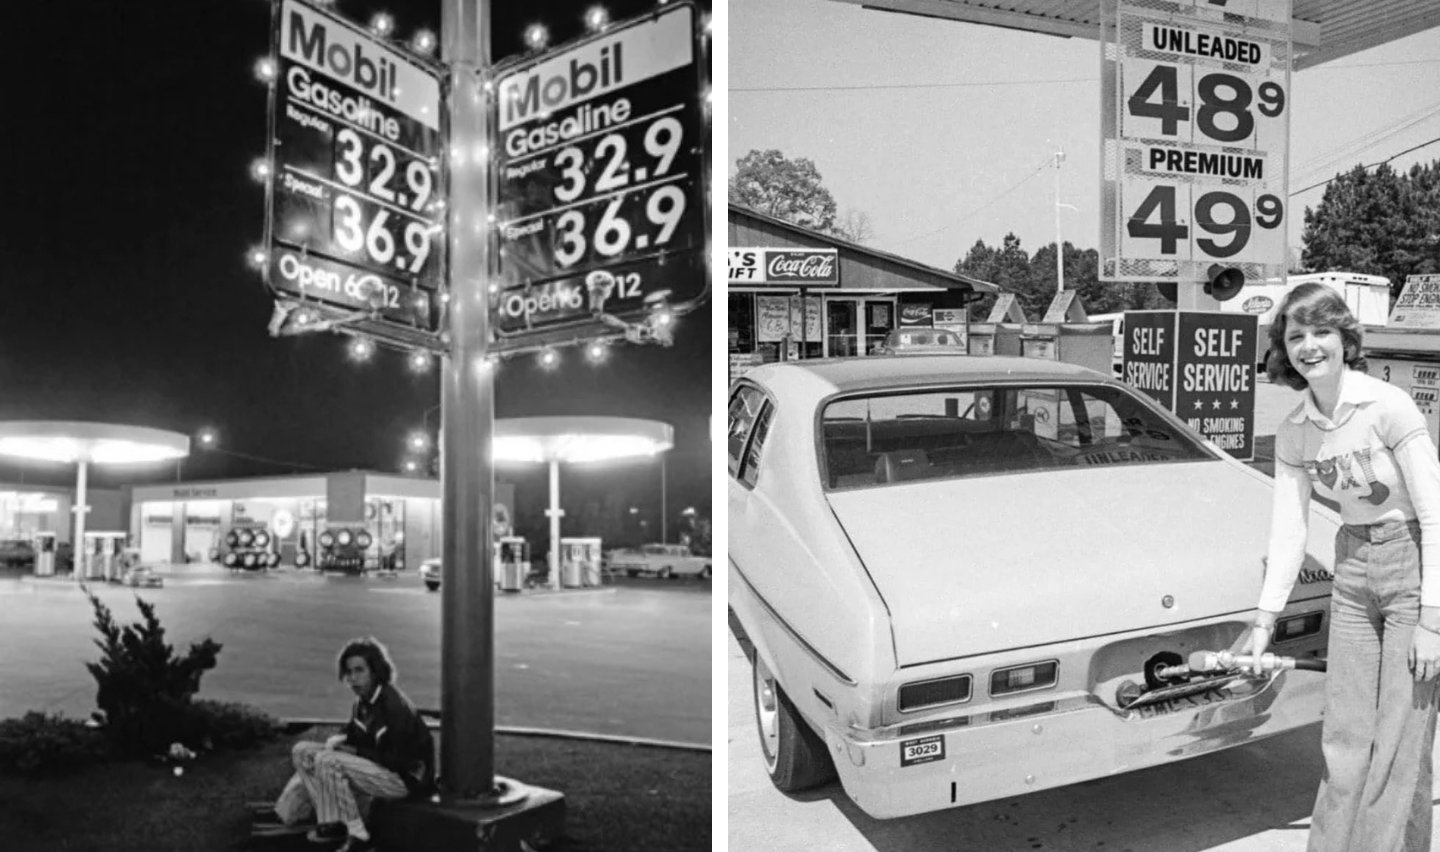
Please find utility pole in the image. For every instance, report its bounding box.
[1053,148,1066,295]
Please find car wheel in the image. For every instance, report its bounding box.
[752,654,835,792]
[627,570,639,578]
[659,566,674,580]
[425,581,439,592]
[699,566,711,580]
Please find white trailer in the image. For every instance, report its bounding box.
[1222,271,1392,328]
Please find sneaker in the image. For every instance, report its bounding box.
[336,836,377,852]
[306,822,347,844]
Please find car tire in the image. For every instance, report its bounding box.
[659,566,674,580]
[699,566,711,580]
[424,581,439,592]
[752,654,836,792]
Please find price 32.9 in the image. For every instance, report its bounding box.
[551,115,686,205]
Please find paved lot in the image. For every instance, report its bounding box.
[0,571,710,745]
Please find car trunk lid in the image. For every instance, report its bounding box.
[826,462,1293,666]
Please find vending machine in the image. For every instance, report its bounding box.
[32,531,57,577]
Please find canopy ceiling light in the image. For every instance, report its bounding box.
[483,417,674,590]
[0,421,190,581]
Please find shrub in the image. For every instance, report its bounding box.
[190,700,282,751]
[0,712,108,777]
[83,587,222,757]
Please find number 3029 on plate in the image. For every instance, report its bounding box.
[899,735,946,768]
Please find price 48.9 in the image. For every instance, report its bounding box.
[1125,61,1284,147]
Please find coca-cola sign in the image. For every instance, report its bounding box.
[763,250,839,285]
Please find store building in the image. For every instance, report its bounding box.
[0,484,125,543]
[125,472,515,571]
[728,204,999,378]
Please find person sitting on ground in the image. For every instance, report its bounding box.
[266,637,435,852]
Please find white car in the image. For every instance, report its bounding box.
[609,544,711,579]
[729,355,1338,819]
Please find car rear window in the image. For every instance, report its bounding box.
[820,383,1214,489]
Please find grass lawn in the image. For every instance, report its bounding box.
[0,726,710,852]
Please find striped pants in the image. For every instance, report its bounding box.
[274,741,409,826]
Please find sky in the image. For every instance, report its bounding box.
[0,0,712,534]
[730,0,1440,274]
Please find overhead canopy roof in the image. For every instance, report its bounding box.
[826,0,1440,69]
[494,417,673,464]
[0,422,189,465]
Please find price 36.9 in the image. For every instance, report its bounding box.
[551,183,689,270]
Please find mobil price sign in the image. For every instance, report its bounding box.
[1124,310,1257,459]
[492,2,708,343]
[265,0,445,332]
[1102,0,1289,282]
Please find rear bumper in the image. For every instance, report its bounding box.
[822,670,1324,819]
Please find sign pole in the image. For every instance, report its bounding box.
[440,0,496,801]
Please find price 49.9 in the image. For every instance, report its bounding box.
[1124,182,1283,261]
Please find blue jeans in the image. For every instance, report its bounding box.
[1310,520,1439,852]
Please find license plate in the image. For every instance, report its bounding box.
[899,735,945,767]
[1132,688,1230,719]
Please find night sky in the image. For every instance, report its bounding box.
[0,0,712,540]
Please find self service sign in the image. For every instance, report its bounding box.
[1124,310,1258,459]
[1100,0,1290,284]
[266,0,446,332]
[491,2,708,343]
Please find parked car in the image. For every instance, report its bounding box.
[873,328,967,356]
[419,558,441,591]
[0,539,35,568]
[609,543,711,579]
[728,356,1338,819]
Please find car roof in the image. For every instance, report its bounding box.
[739,355,1111,401]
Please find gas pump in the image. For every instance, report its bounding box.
[560,537,603,587]
[498,536,528,592]
[82,532,128,582]
[32,531,57,577]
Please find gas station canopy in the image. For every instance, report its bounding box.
[0,422,190,465]
[827,0,1440,69]
[493,417,674,464]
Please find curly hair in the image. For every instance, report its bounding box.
[1265,282,1367,391]
[336,636,396,685]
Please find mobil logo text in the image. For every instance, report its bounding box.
[497,5,693,132]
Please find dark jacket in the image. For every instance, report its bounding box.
[343,683,435,796]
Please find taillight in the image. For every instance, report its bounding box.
[1275,612,1324,643]
[898,675,972,713]
[989,661,1058,696]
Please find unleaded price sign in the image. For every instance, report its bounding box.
[492,2,708,342]
[1101,0,1290,283]
[266,0,445,331]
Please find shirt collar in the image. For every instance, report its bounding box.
[363,684,383,705]
[1288,369,1375,428]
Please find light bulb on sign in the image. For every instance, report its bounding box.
[247,248,268,269]
[412,30,437,56]
[538,348,560,370]
[585,6,610,31]
[254,57,278,84]
[249,158,272,183]
[370,13,395,37]
[586,341,609,364]
[349,338,376,362]
[409,351,432,373]
[524,24,549,50]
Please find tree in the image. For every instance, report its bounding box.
[1301,160,1440,298]
[831,208,876,245]
[730,149,838,232]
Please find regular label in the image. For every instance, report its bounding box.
[899,735,945,768]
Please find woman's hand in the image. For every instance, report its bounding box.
[1229,613,1275,674]
[1411,625,1440,682]
[323,734,348,750]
